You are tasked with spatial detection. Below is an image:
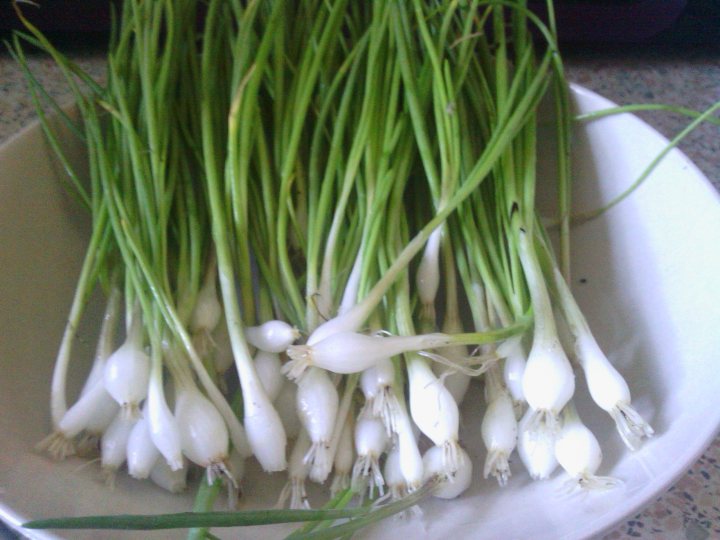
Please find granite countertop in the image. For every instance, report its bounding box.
[1,43,718,540]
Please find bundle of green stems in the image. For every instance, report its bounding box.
[13,0,658,538]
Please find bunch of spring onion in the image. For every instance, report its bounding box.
[22,1,260,495]
[16,0,657,537]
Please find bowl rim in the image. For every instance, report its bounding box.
[1,83,719,540]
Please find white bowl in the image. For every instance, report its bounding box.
[1,85,719,540]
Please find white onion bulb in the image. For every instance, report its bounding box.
[407,356,462,476]
[58,378,116,439]
[554,403,620,490]
[517,406,558,480]
[394,401,424,490]
[150,458,187,493]
[518,231,575,434]
[245,320,300,353]
[103,319,150,415]
[277,430,312,510]
[422,444,473,499]
[551,267,654,450]
[254,351,284,402]
[296,368,338,483]
[383,446,407,500]
[190,272,222,334]
[415,226,443,323]
[175,386,230,484]
[481,393,517,486]
[359,358,400,435]
[101,411,137,478]
[146,370,183,471]
[497,337,527,409]
[126,413,160,480]
[351,416,388,498]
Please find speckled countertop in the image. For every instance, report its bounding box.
[1,44,719,540]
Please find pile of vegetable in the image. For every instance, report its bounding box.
[12,0,659,536]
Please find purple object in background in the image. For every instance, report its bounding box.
[0,1,689,44]
[529,0,688,43]
[0,2,112,33]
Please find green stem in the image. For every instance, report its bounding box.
[340,51,552,332]
[576,103,720,127]
[288,489,355,536]
[187,478,223,540]
[286,482,436,540]
[24,509,368,532]
[573,99,720,223]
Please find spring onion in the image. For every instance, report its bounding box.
[351,416,388,499]
[127,412,161,480]
[481,364,518,486]
[296,367,340,483]
[554,402,620,491]
[278,430,313,511]
[15,0,690,537]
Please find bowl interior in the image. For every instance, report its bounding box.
[1,86,719,540]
